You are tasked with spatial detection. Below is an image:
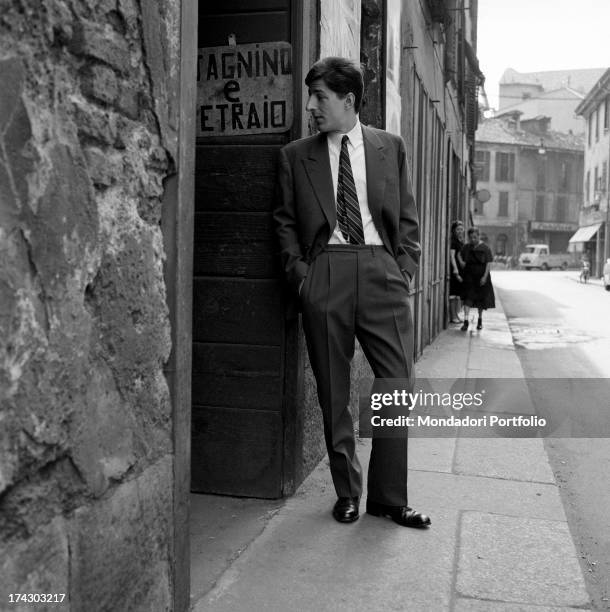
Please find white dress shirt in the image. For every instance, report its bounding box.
[326,120,383,245]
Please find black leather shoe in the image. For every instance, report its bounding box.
[366,500,431,528]
[461,320,469,331]
[332,497,360,523]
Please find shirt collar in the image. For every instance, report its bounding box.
[328,119,363,149]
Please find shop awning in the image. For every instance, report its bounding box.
[568,223,602,243]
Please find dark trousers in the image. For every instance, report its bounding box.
[301,244,414,507]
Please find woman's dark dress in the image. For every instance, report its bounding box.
[449,236,464,297]
[460,241,495,309]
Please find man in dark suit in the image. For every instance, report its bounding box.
[274,57,430,528]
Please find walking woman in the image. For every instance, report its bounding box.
[449,221,465,323]
[460,227,495,331]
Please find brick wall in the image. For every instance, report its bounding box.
[0,1,180,608]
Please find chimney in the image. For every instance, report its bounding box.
[521,115,551,136]
[501,110,522,131]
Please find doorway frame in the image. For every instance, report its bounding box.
[161,1,198,611]
[166,1,316,608]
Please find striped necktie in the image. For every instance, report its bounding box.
[336,135,365,244]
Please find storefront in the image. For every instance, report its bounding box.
[568,222,605,274]
[530,221,578,253]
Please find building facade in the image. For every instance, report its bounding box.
[495,67,607,135]
[474,114,584,261]
[1,1,480,609]
[574,68,610,277]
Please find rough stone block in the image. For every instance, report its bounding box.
[71,98,118,146]
[48,1,73,46]
[69,362,136,496]
[0,458,87,544]
[0,518,69,610]
[0,57,34,209]
[84,146,122,188]
[118,0,139,30]
[70,20,131,74]
[117,83,140,120]
[0,58,25,133]
[0,415,17,495]
[80,64,118,106]
[69,456,173,611]
[146,145,168,171]
[29,143,97,298]
[141,172,164,199]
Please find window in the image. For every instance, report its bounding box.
[588,115,593,147]
[474,150,490,182]
[605,98,609,131]
[560,161,570,192]
[535,195,545,220]
[556,196,567,222]
[498,191,509,217]
[586,170,590,203]
[536,159,546,190]
[603,161,608,194]
[495,152,515,182]
[594,166,599,193]
[595,108,600,141]
[495,234,507,256]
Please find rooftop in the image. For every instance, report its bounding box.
[500,67,606,95]
[574,68,610,117]
[476,116,585,151]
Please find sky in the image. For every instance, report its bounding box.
[477,0,610,109]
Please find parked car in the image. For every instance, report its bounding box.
[518,244,574,270]
[604,259,610,291]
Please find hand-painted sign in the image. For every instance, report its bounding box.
[197,41,293,136]
[530,221,577,232]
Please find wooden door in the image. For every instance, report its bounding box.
[192,0,293,497]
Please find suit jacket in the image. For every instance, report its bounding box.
[273,124,420,296]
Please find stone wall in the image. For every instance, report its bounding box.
[320,0,361,60]
[0,1,180,609]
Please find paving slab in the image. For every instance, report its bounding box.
[454,598,590,611]
[193,448,454,612]
[456,511,590,608]
[453,438,556,483]
[408,469,565,524]
[189,494,283,602]
[408,438,456,473]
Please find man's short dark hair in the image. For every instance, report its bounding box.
[305,57,364,113]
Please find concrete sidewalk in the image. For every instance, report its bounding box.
[190,297,592,611]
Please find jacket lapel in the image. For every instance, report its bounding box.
[302,134,336,227]
[362,125,386,227]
